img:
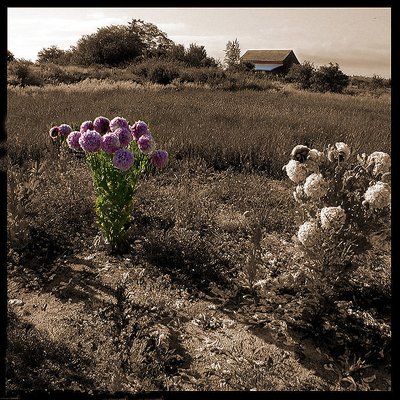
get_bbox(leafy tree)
[310,62,349,93]
[73,24,143,66]
[165,43,186,63]
[37,45,68,64]
[224,38,241,70]
[286,61,316,89]
[184,43,208,67]
[128,19,174,58]
[7,50,15,62]
[183,43,217,67]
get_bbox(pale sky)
[7,7,391,78]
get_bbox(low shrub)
[282,142,391,361]
[128,60,184,85]
[7,152,96,266]
[7,60,43,87]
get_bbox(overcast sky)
[7,7,391,78]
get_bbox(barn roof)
[241,50,295,62]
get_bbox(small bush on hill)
[286,61,315,90]
[147,62,180,85]
[310,63,349,93]
[287,62,349,93]
[7,60,43,87]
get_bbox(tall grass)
[7,83,391,177]
[6,82,392,391]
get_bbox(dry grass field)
[6,80,391,394]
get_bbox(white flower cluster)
[363,182,391,209]
[307,148,325,164]
[284,159,309,183]
[366,151,391,176]
[320,206,346,230]
[327,142,351,162]
[297,220,321,247]
[303,173,328,199]
[293,184,306,203]
[285,142,390,256]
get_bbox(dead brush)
[323,349,377,390]
[7,158,47,250]
[244,223,263,294]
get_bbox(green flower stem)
[86,144,149,246]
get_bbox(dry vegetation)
[6,80,391,394]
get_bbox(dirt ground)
[7,232,391,393]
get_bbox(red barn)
[241,49,300,74]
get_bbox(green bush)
[286,62,349,94]
[7,60,43,87]
[180,67,226,86]
[147,61,180,85]
[286,61,315,89]
[128,59,182,83]
[73,25,143,66]
[7,50,15,62]
[37,45,71,64]
[310,63,349,93]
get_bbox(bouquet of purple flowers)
[50,116,168,248]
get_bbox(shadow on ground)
[6,311,97,393]
[140,229,237,295]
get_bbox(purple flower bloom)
[137,133,156,154]
[79,130,102,153]
[93,116,110,135]
[49,126,60,140]
[58,124,72,137]
[114,127,133,147]
[113,148,134,171]
[110,116,129,132]
[131,120,149,141]
[80,120,94,133]
[101,132,121,154]
[67,131,82,150]
[150,150,169,169]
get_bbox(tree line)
[7,19,390,93]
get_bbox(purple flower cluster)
[101,132,121,154]
[60,116,168,171]
[49,126,60,139]
[115,127,133,147]
[110,116,129,132]
[49,124,72,140]
[113,148,134,171]
[93,116,110,135]
[80,120,94,133]
[150,150,169,169]
[137,133,155,154]
[131,121,149,140]
[67,131,82,150]
[58,124,72,137]
[79,130,102,153]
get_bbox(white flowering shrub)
[283,143,391,360]
[283,142,391,265]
